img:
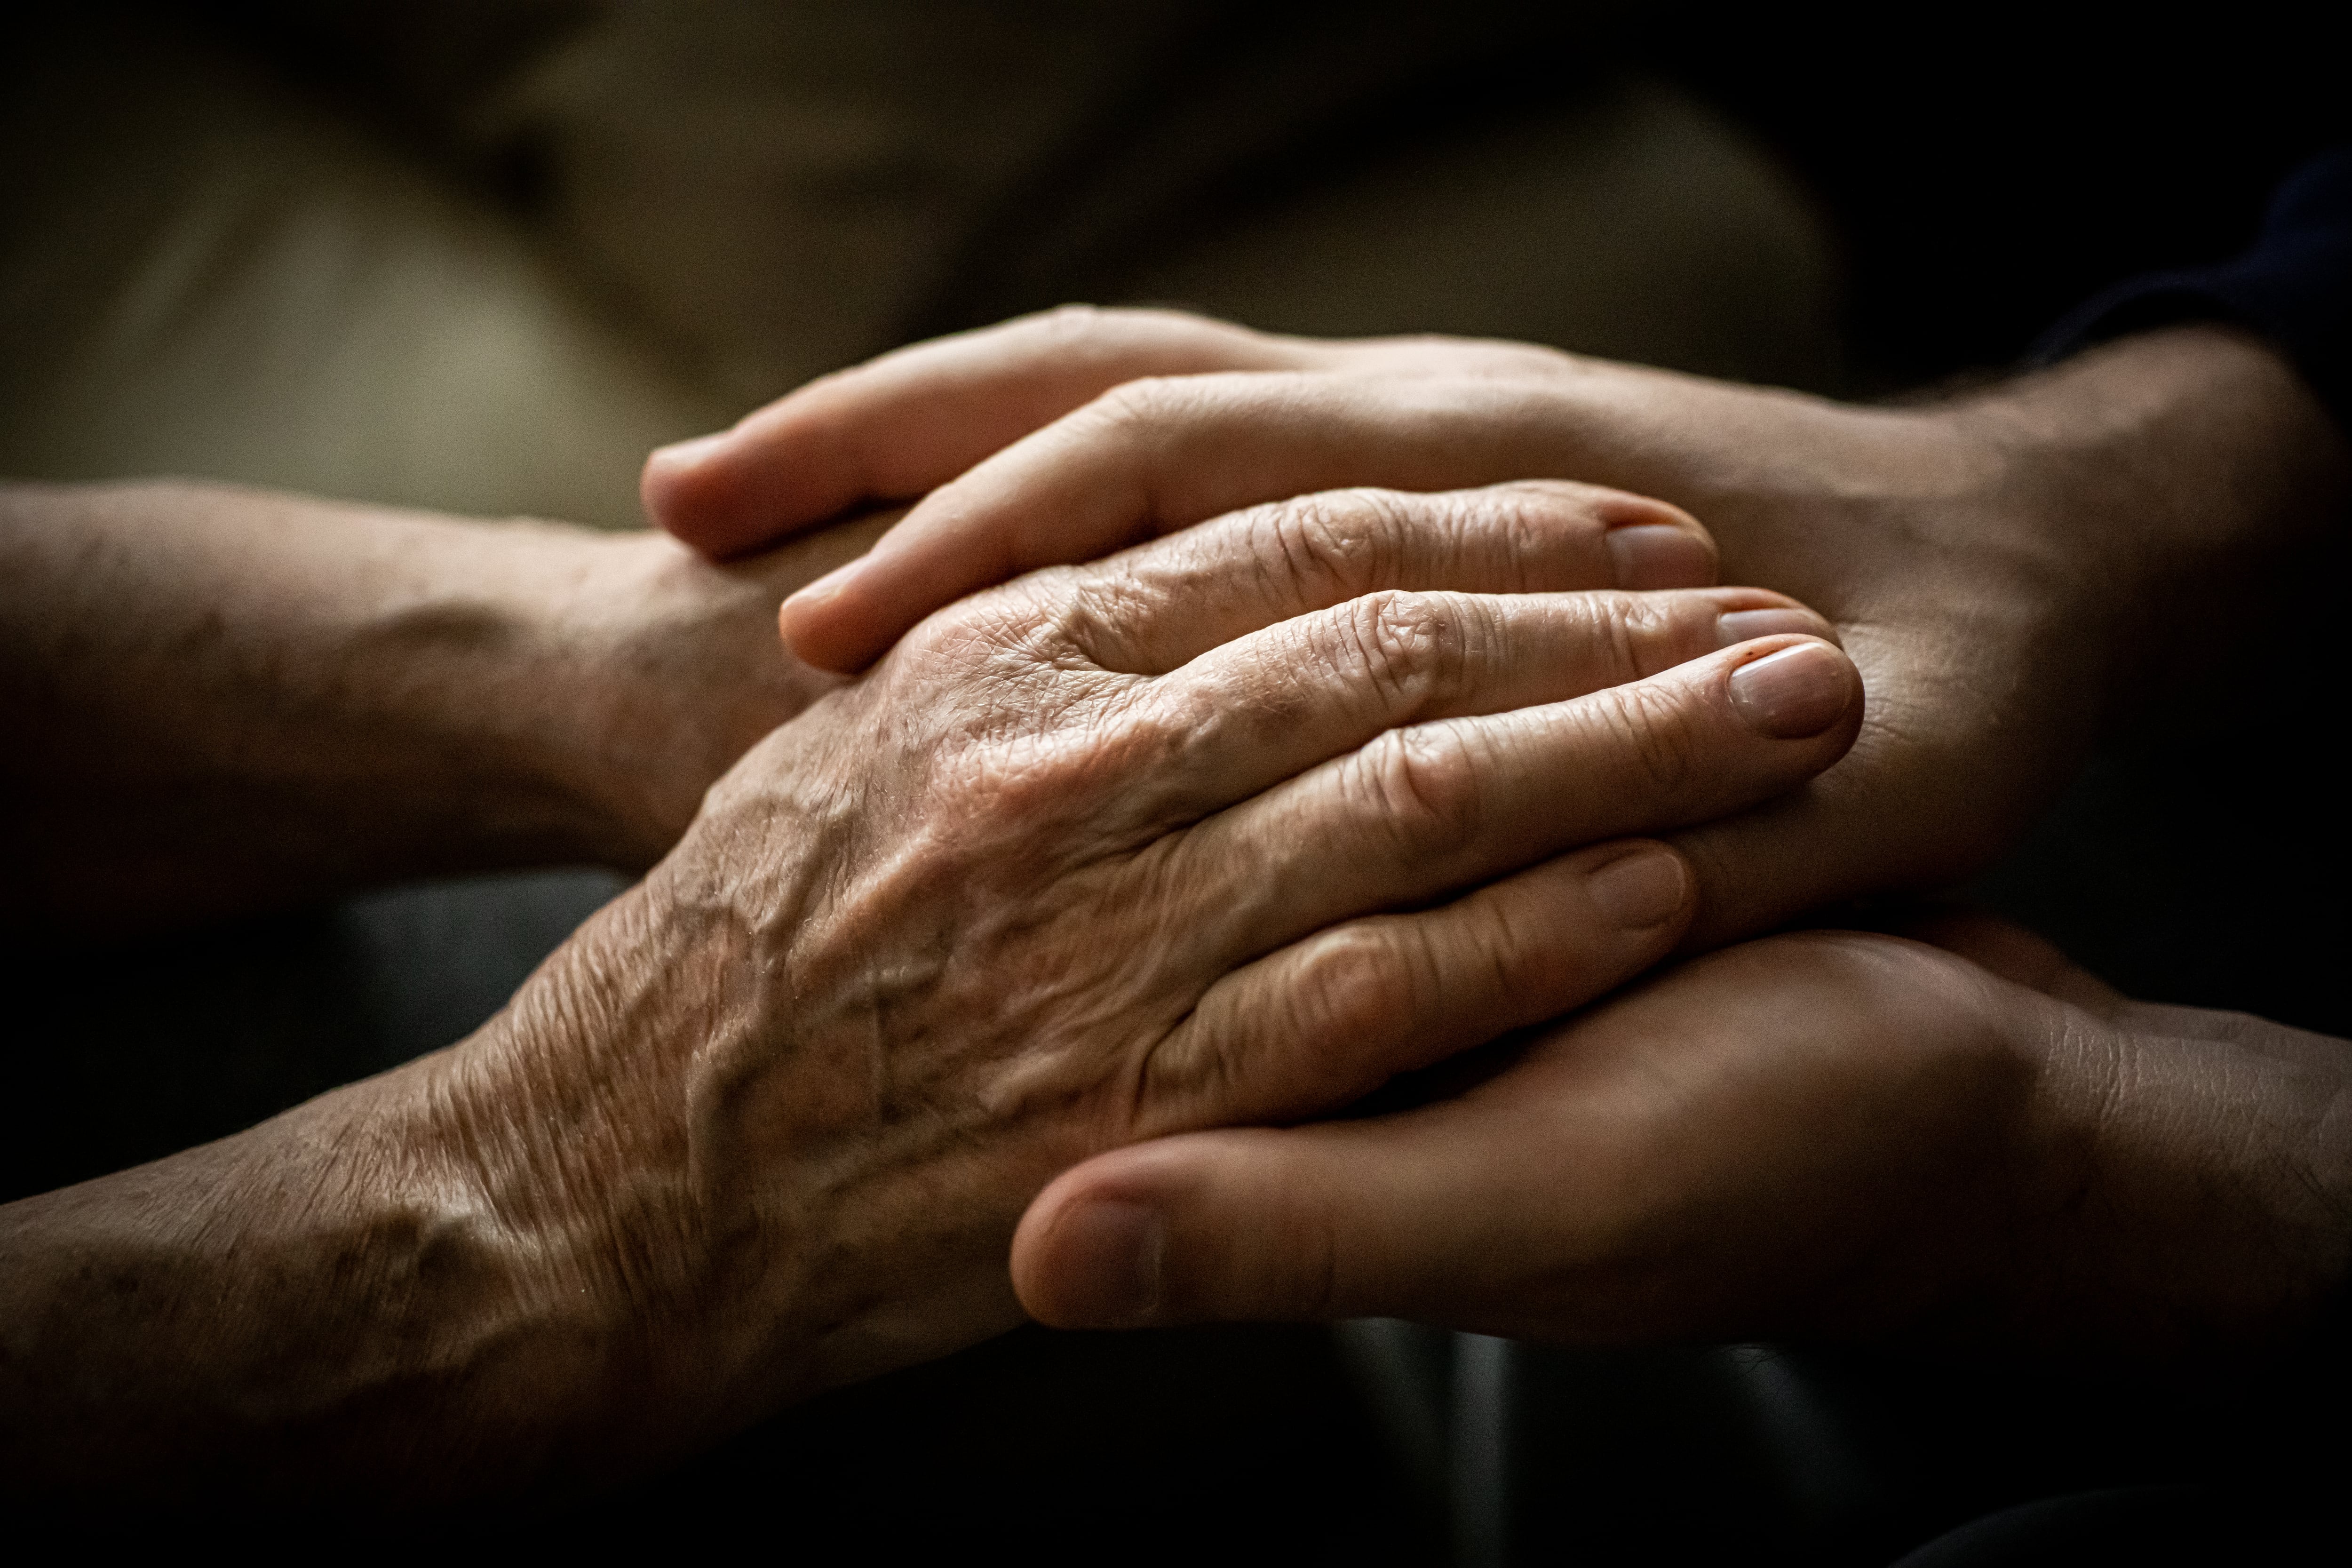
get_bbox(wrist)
[417,885,719,1453]
[538,529,854,870]
[2004,1001,2352,1359]
[1956,325,2352,715]
[420,851,862,1451]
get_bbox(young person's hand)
[1014,914,2352,1362]
[643,310,2350,947]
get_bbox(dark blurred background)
[5,3,2345,1560]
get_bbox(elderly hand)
[642,308,2351,947]
[1012,915,2352,1360]
[2,479,1858,1498]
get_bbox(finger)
[1012,1114,1526,1330]
[642,308,1320,557]
[1105,592,1841,832]
[1018,934,2005,1335]
[1131,840,1691,1136]
[780,373,1582,671]
[1156,634,1862,958]
[1055,479,1719,676]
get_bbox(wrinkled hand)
[454,480,1860,1466]
[1,476,1866,1496]
[1011,915,2352,1360]
[643,308,2348,946]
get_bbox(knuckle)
[1336,589,1471,711]
[913,581,1075,675]
[1134,1018,1248,1130]
[1464,341,1581,379]
[1288,924,1426,1048]
[1596,590,1680,680]
[1029,301,1113,343]
[1019,304,1256,377]
[1257,488,1414,600]
[931,682,1159,828]
[1027,300,1181,339]
[1350,723,1488,857]
[1052,563,1158,663]
[1456,896,1536,999]
[1140,927,1435,1132]
[1088,368,1319,433]
[1456,486,1549,585]
[1088,374,1193,433]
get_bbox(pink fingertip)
[641,431,746,546]
[778,560,882,671]
[645,431,731,473]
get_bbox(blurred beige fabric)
[1,2,1842,531]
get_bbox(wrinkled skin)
[504,479,1860,1410]
[1,478,1859,1500]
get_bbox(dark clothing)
[2038,147,2352,429]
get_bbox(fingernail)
[1604,524,1711,589]
[1728,643,1850,739]
[1588,846,1688,931]
[780,558,861,617]
[1716,607,1820,647]
[645,431,731,473]
[1056,1200,1165,1326]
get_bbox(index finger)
[642,308,1322,557]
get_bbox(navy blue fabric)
[2034,147,2352,430]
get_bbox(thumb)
[1012,1120,1497,1329]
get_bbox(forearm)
[0,480,631,926]
[0,897,692,1502]
[0,479,851,932]
[0,865,875,1504]
[0,1069,601,1500]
